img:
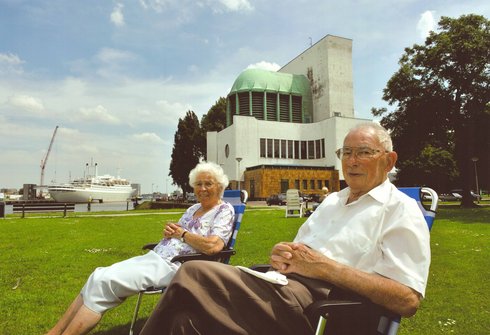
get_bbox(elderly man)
[139,122,430,335]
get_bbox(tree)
[168,111,203,195]
[199,97,227,160]
[374,14,490,206]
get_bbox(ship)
[48,162,135,203]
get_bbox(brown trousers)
[139,260,332,335]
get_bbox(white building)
[207,35,371,199]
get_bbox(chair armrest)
[142,243,158,250]
[304,299,364,319]
[170,249,236,263]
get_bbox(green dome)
[229,69,311,95]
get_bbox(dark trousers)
[139,261,333,335]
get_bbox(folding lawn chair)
[285,189,304,218]
[128,189,247,335]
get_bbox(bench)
[13,202,76,218]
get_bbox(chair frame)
[128,189,247,335]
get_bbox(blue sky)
[1,0,488,193]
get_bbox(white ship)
[48,163,135,203]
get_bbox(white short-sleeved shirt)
[153,202,235,260]
[294,179,431,296]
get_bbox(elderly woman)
[46,161,235,335]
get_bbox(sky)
[1,0,488,194]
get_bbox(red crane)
[39,126,59,196]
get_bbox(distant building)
[207,35,370,200]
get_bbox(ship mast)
[39,125,59,197]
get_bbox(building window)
[280,140,287,158]
[302,180,308,189]
[266,93,277,121]
[260,139,266,158]
[225,144,230,158]
[259,137,328,160]
[280,179,289,193]
[294,140,300,159]
[279,94,289,122]
[267,139,273,158]
[287,140,293,159]
[317,180,323,189]
[291,95,302,123]
[251,92,264,120]
[294,179,300,189]
[238,92,250,116]
[308,140,315,159]
[310,180,315,189]
[301,141,307,159]
[315,139,321,158]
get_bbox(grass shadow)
[437,205,490,225]
[92,318,148,335]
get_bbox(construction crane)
[39,125,59,197]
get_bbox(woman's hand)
[163,222,185,239]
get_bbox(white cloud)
[7,94,45,114]
[139,0,174,13]
[219,0,253,12]
[77,105,122,125]
[0,52,25,75]
[96,48,135,64]
[131,132,164,143]
[110,3,125,27]
[417,11,437,40]
[246,61,281,72]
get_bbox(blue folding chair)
[128,189,247,335]
[308,187,438,335]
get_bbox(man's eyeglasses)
[335,147,388,161]
[194,181,215,189]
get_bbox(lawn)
[0,205,488,334]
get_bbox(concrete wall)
[280,35,354,121]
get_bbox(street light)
[471,157,480,202]
[236,157,242,190]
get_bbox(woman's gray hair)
[350,122,393,152]
[189,161,229,196]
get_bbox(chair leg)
[129,291,144,335]
[315,315,327,335]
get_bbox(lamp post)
[236,157,242,190]
[471,157,480,202]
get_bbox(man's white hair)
[350,122,393,151]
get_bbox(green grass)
[0,206,488,334]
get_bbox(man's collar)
[366,179,391,204]
[341,178,391,204]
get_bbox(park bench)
[12,202,75,218]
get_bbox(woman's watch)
[180,231,187,242]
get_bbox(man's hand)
[270,242,330,277]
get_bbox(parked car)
[186,193,197,203]
[266,193,287,206]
